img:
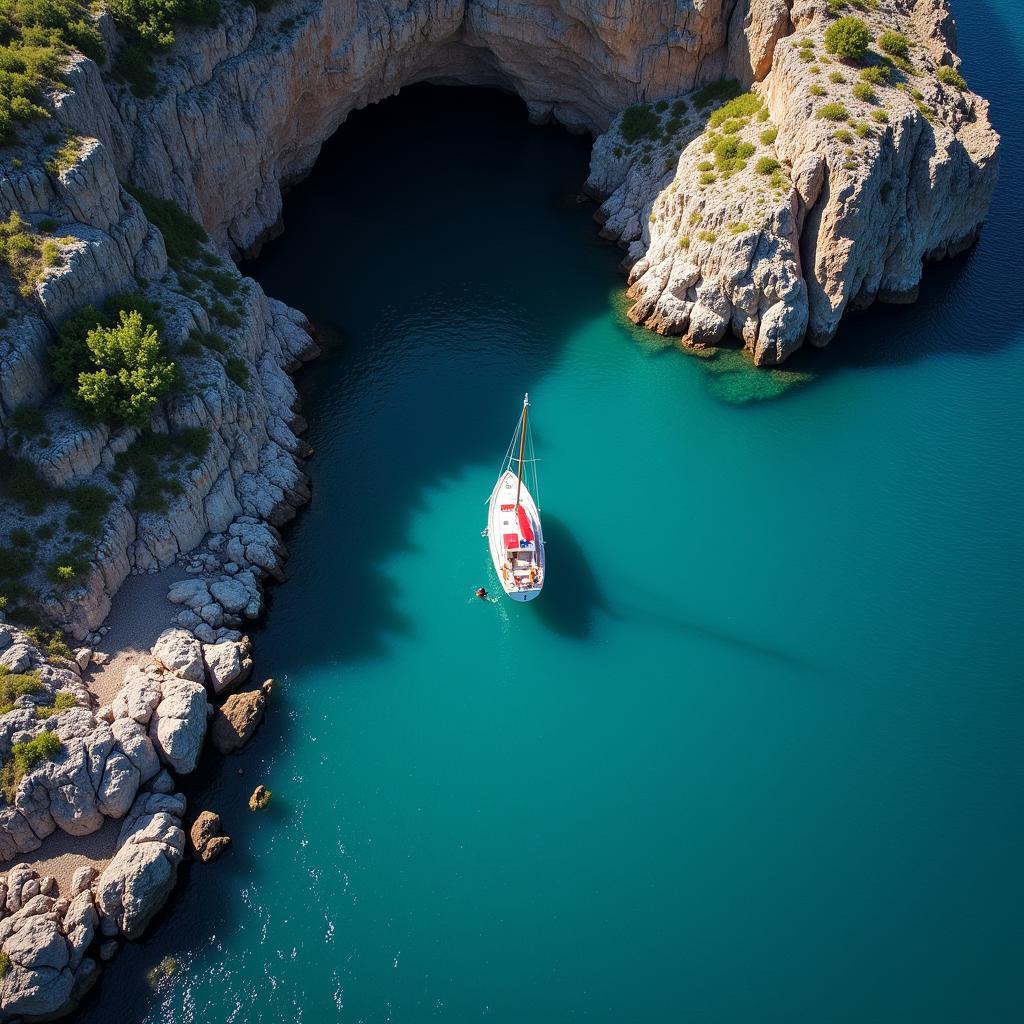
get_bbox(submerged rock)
[248,785,271,812]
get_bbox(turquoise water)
[81,4,1022,1021]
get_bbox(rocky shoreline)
[0,0,1000,1018]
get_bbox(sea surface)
[80,2,1022,1020]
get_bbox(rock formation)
[210,679,271,754]
[188,810,230,863]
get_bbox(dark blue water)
[79,3,1023,1021]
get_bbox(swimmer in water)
[475,587,488,600]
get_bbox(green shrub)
[106,0,220,54]
[860,64,892,86]
[755,156,780,175]
[937,65,967,90]
[8,404,45,437]
[818,102,849,121]
[671,98,687,116]
[678,236,690,249]
[47,558,84,584]
[854,121,871,138]
[209,300,241,328]
[35,691,77,719]
[654,99,668,113]
[0,453,56,516]
[0,667,42,715]
[829,71,846,84]
[809,84,826,96]
[759,127,778,145]
[9,528,32,548]
[24,628,72,660]
[852,82,877,103]
[0,212,44,296]
[193,329,227,354]
[834,129,853,143]
[707,91,762,128]
[67,310,176,427]
[692,79,742,109]
[871,109,890,123]
[712,136,755,174]
[619,104,659,143]
[0,0,105,143]
[45,135,83,175]
[195,265,238,296]
[41,239,62,267]
[824,17,871,61]
[698,230,717,243]
[878,31,910,59]
[122,185,207,264]
[0,731,62,801]
[66,484,113,538]
[114,428,209,513]
[225,356,248,387]
[111,43,156,97]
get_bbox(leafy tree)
[71,310,176,427]
[824,17,872,61]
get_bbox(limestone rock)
[148,679,208,774]
[202,639,253,696]
[70,866,96,896]
[110,667,162,725]
[151,629,205,684]
[189,811,231,862]
[95,791,186,939]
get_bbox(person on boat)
[528,566,538,586]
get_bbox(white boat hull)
[487,470,544,601]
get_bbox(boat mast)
[514,393,529,511]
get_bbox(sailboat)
[486,393,545,602]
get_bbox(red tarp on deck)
[503,533,519,551]
[517,505,535,543]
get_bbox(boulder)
[148,680,207,774]
[167,579,211,607]
[248,785,271,811]
[151,629,205,684]
[110,718,161,784]
[209,577,250,614]
[110,667,162,725]
[95,792,186,939]
[96,749,140,819]
[189,811,231,862]
[0,644,33,674]
[70,866,96,896]
[210,680,270,753]
[202,639,253,696]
